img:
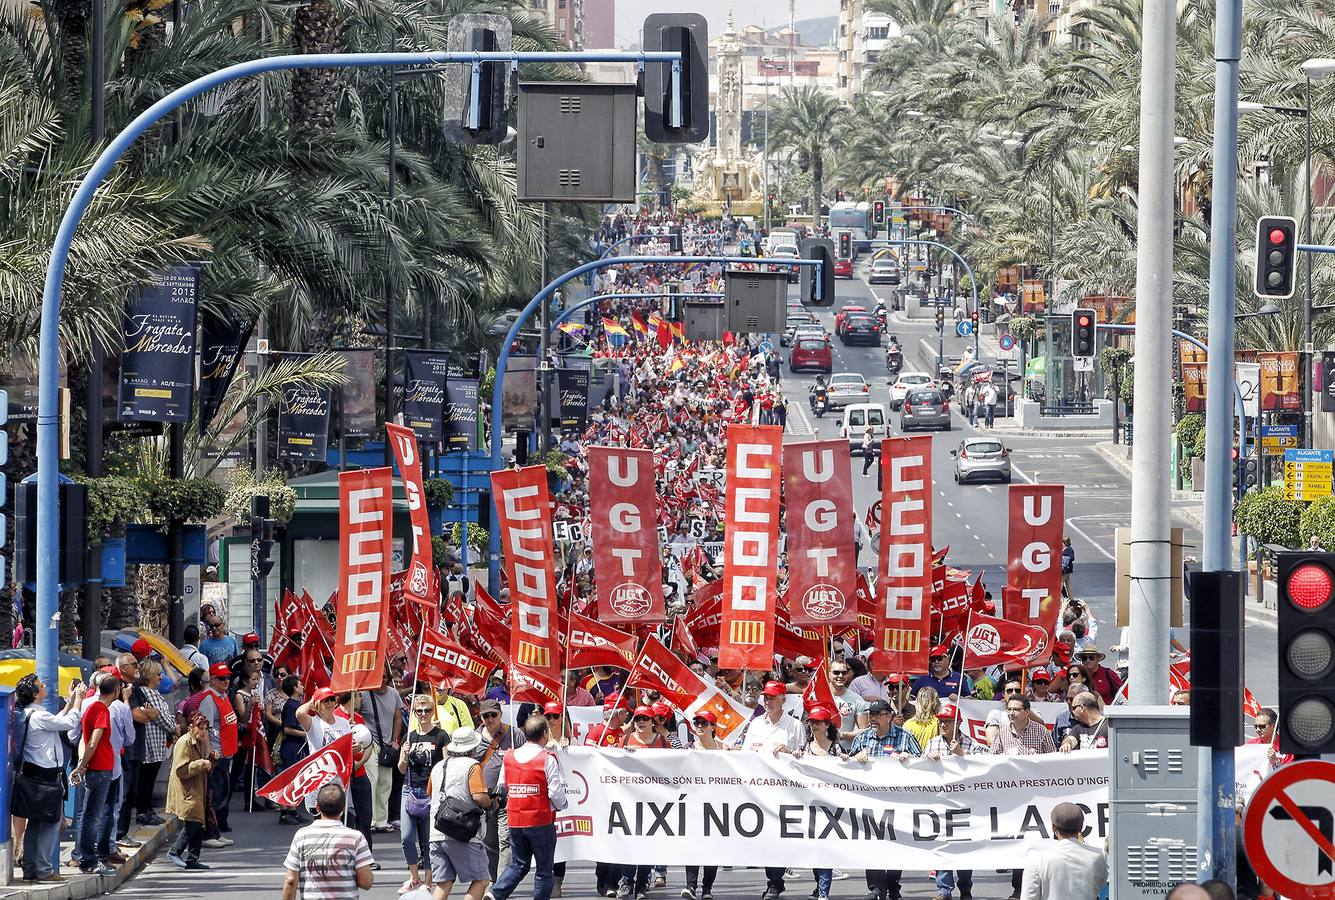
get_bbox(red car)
[834,258,853,278]
[834,304,867,334]
[789,337,832,373]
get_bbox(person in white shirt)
[1019,803,1108,900]
[740,682,806,900]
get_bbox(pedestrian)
[178,624,210,673]
[849,700,920,900]
[1061,537,1075,598]
[135,660,176,826]
[1073,647,1123,706]
[14,674,84,884]
[488,714,569,900]
[981,381,998,428]
[400,695,448,895]
[281,783,375,900]
[199,618,239,666]
[72,672,125,875]
[992,694,1056,897]
[1018,802,1107,899]
[197,661,238,847]
[964,383,978,426]
[1059,692,1109,751]
[165,714,215,870]
[861,430,877,476]
[362,664,404,835]
[426,726,495,900]
[476,698,523,883]
[681,710,722,900]
[114,652,149,846]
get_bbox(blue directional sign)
[956,321,973,337]
[1285,448,1334,463]
[1263,424,1300,438]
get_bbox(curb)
[0,819,180,900]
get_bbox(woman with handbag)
[135,660,176,826]
[14,673,86,884]
[426,726,495,900]
[399,696,448,895]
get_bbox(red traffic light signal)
[1254,215,1298,299]
[1278,552,1335,754]
[1070,308,1097,359]
[838,232,852,259]
[871,200,886,226]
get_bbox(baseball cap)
[651,701,672,718]
[1031,668,1052,682]
[691,709,717,725]
[310,687,336,704]
[543,702,564,717]
[793,655,815,669]
[888,673,905,684]
[929,645,949,658]
[807,706,835,722]
[937,702,959,720]
[130,638,152,660]
[762,680,787,697]
[478,698,502,715]
[633,705,654,719]
[868,700,893,715]
[603,693,630,712]
[242,632,261,647]
[208,662,231,679]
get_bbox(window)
[849,410,866,427]
[867,25,890,39]
[867,409,885,426]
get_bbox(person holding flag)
[827,661,870,750]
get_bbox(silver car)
[868,258,901,285]
[951,437,1012,484]
[826,373,870,407]
[900,388,952,431]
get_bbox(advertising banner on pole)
[718,425,783,670]
[1005,485,1065,643]
[1260,351,1301,410]
[783,440,857,629]
[197,312,254,434]
[386,423,433,607]
[557,368,591,431]
[873,436,933,675]
[444,375,480,451]
[589,446,665,625]
[333,468,393,692]
[402,350,451,443]
[339,349,378,439]
[277,353,332,461]
[118,264,200,423]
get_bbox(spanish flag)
[602,317,628,337]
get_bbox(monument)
[690,13,765,215]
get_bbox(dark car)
[901,388,952,431]
[840,313,881,346]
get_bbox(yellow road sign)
[1285,486,1333,501]
[1285,461,1333,477]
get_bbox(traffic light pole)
[866,238,980,359]
[549,292,724,333]
[30,46,691,711]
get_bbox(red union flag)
[509,661,562,705]
[491,465,562,686]
[386,423,434,607]
[418,626,491,694]
[783,440,857,629]
[567,612,636,670]
[718,424,782,669]
[960,613,1051,668]
[333,468,393,692]
[802,658,838,712]
[588,446,665,624]
[1005,485,1065,640]
[256,732,352,807]
[627,636,751,740]
[873,437,933,675]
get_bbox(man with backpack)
[428,727,496,900]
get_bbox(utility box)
[518,82,637,202]
[725,270,788,335]
[683,301,726,342]
[1107,706,1198,900]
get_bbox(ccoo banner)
[557,368,591,431]
[589,446,665,625]
[783,440,857,630]
[197,312,254,435]
[277,353,332,461]
[718,424,783,670]
[874,436,933,675]
[403,350,451,443]
[333,468,393,693]
[118,264,200,423]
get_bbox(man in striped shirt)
[282,783,374,900]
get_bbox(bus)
[828,200,873,255]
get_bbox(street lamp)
[1236,302,1283,319]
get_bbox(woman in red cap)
[623,706,670,750]
[541,703,571,747]
[803,707,844,900]
[649,702,681,749]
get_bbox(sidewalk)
[0,818,179,900]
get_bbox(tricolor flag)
[602,317,628,337]
[558,321,586,336]
[631,314,649,337]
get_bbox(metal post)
[763,68,770,232]
[384,59,397,467]
[167,425,185,643]
[1304,76,1314,450]
[1127,0,1175,723]
[1199,0,1244,877]
[539,203,552,455]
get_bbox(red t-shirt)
[82,701,115,772]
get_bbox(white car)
[840,403,889,454]
[889,371,934,410]
[826,373,870,407]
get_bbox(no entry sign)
[1243,759,1335,899]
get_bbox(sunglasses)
[633,716,651,723]
[1254,722,1271,731]
[691,718,711,726]
[1004,688,1022,694]
[831,670,850,676]
[414,708,434,715]
[482,712,500,719]
[545,714,562,720]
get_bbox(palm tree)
[768,86,848,224]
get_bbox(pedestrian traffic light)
[935,306,945,331]
[1071,308,1096,358]
[799,237,835,307]
[1277,552,1335,754]
[250,515,276,579]
[1188,570,1244,749]
[643,14,709,143]
[1254,215,1298,300]
[871,200,886,227]
[1242,456,1259,490]
[838,232,851,259]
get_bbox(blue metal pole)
[486,255,822,591]
[33,47,687,712]
[868,238,981,358]
[550,292,723,331]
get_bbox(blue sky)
[610,1,839,48]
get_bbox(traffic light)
[799,237,835,307]
[13,479,87,587]
[838,232,851,259]
[970,308,979,331]
[643,14,709,143]
[443,16,513,145]
[1254,215,1298,299]
[1232,447,1242,495]
[1277,552,1335,754]
[935,305,945,331]
[1242,456,1259,491]
[250,494,275,579]
[1188,570,1244,749]
[1071,308,1096,358]
[871,200,886,227]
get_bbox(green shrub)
[447,522,489,553]
[1235,485,1302,549]
[1300,495,1335,549]
[81,476,149,537]
[224,469,298,524]
[144,478,226,524]
[424,478,455,509]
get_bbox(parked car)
[789,338,833,373]
[840,403,888,454]
[889,371,934,410]
[834,258,853,278]
[900,388,952,431]
[827,373,870,407]
[868,257,901,285]
[840,313,881,346]
[952,437,1012,483]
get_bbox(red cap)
[762,680,787,697]
[603,693,630,712]
[807,706,835,722]
[929,645,949,658]
[633,705,654,718]
[982,601,996,615]
[691,709,718,725]
[208,662,231,679]
[1031,667,1052,682]
[130,638,152,660]
[888,673,905,684]
[937,702,959,720]
[98,665,118,676]
[242,632,261,647]
[310,687,336,704]
[543,702,564,717]
[651,701,672,718]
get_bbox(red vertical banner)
[588,446,666,625]
[873,436,933,675]
[1005,485,1065,637]
[718,424,782,670]
[386,423,434,607]
[490,465,562,687]
[333,468,393,692]
[783,440,857,629]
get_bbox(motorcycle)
[885,346,903,375]
[812,391,828,418]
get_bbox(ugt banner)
[333,467,393,692]
[589,446,665,625]
[277,353,332,461]
[874,436,933,675]
[118,264,200,423]
[403,350,452,443]
[491,465,563,694]
[553,747,1112,868]
[1005,485,1065,640]
[386,423,433,607]
[257,733,352,808]
[197,311,253,434]
[718,424,782,670]
[783,440,857,629]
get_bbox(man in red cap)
[197,661,238,848]
[741,681,806,900]
[912,645,972,700]
[130,638,152,661]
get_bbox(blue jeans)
[492,824,557,900]
[77,770,115,868]
[935,870,973,897]
[812,869,833,898]
[401,787,430,870]
[22,816,60,879]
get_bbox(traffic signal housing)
[1254,215,1298,300]
[799,237,835,307]
[643,14,709,143]
[1071,308,1096,358]
[13,479,87,587]
[871,200,886,227]
[970,308,979,331]
[935,305,945,332]
[838,232,852,259]
[442,16,513,145]
[1277,552,1335,754]
[1188,570,1244,750]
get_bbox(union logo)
[801,583,847,621]
[609,582,652,618]
[967,624,1001,656]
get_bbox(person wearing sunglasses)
[398,697,447,894]
[829,663,871,750]
[542,703,571,748]
[475,698,523,884]
[681,710,724,900]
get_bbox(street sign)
[955,321,973,337]
[998,334,1015,351]
[1243,759,1335,900]
[1288,449,1335,463]
[1264,424,1300,438]
[1265,436,1301,454]
[1284,448,1334,499]
[1073,356,1094,372]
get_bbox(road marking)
[955,511,962,518]
[1064,515,1115,561]
[1010,464,1035,484]
[947,500,954,507]
[790,400,815,436]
